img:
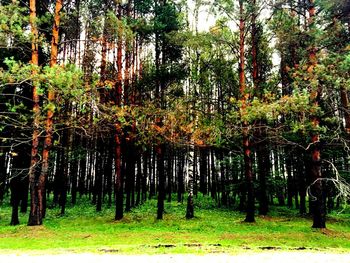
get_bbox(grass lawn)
[0,196,349,254]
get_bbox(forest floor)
[0,196,350,255]
[0,252,350,263]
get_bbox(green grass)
[0,196,349,254]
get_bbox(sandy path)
[0,252,349,263]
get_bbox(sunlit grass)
[0,195,349,254]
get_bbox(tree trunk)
[177,148,185,203]
[199,148,208,195]
[340,87,350,133]
[39,0,63,220]
[125,142,136,212]
[95,140,103,212]
[257,138,269,215]
[186,146,194,219]
[28,0,43,226]
[156,144,165,219]
[136,157,142,206]
[60,128,71,216]
[142,151,148,203]
[78,136,87,197]
[167,146,173,203]
[308,0,326,229]
[210,148,217,201]
[10,177,20,225]
[116,3,123,106]
[104,139,113,207]
[114,2,124,221]
[239,0,255,223]
[149,149,156,198]
[114,126,123,220]
[0,151,6,205]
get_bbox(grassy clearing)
[0,196,349,254]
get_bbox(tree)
[28,0,42,226]
[239,0,255,223]
[39,0,63,220]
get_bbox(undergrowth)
[0,194,349,254]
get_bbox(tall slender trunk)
[28,0,42,226]
[156,144,165,219]
[10,176,20,225]
[296,151,307,213]
[210,148,217,200]
[136,157,142,206]
[99,13,108,103]
[155,0,166,220]
[142,151,148,202]
[177,148,185,203]
[125,142,136,212]
[0,151,6,204]
[257,140,269,215]
[149,149,156,198]
[286,152,294,208]
[167,146,173,202]
[114,125,123,220]
[251,0,269,216]
[114,2,124,220]
[116,3,123,106]
[186,146,194,219]
[78,136,87,197]
[124,0,131,105]
[239,0,255,223]
[39,0,63,221]
[70,135,79,205]
[193,147,199,197]
[340,87,350,133]
[308,0,325,229]
[199,148,208,195]
[105,139,113,207]
[96,138,106,212]
[60,126,72,216]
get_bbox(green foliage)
[0,58,33,88]
[0,2,28,48]
[43,64,85,102]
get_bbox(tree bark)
[114,125,123,220]
[307,0,326,229]
[116,3,123,106]
[186,146,194,219]
[114,2,124,220]
[39,0,63,220]
[199,148,208,195]
[239,0,255,223]
[340,87,350,133]
[156,144,165,219]
[28,0,42,226]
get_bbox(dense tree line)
[0,0,350,229]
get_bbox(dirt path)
[0,252,349,263]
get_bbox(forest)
[0,0,350,238]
